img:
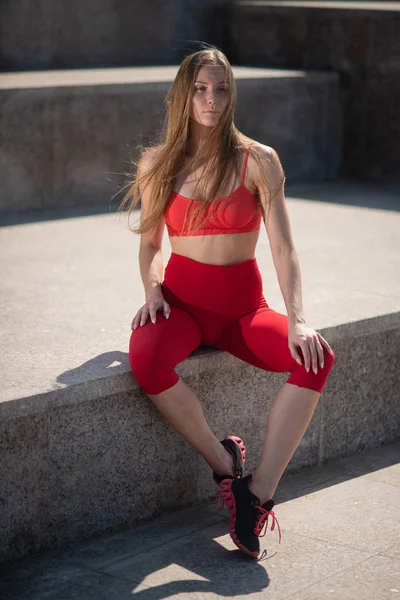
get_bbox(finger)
[309,337,319,374]
[132,310,142,330]
[315,336,325,369]
[140,306,149,326]
[148,303,158,325]
[318,335,334,356]
[163,301,171,319]
[301,342,311,372]
[289,342,303,365]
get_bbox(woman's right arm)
[132,151,171,330]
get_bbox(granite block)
[0,413,50,560]
[43,390,198,542]
[321,329,400,462]
[0,388,199,564]
[1,310,399,565]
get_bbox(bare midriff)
[169,230,260,266]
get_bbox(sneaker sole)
[213,436,246,485]
[225,436,246,475]
[219,478,259,559]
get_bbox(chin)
[203,117,220,126]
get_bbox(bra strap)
[240,143,254,185]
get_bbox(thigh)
[213,296,296,373]
[129,305,203,372]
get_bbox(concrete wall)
[229,2,400,182]
[0,67,341,216]
[0,0,230,71]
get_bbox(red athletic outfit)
[129,147,335,394]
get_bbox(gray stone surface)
[101,523,373,597]
[1,180,399,409]
[275,477,400,553]
[0,441,399,600]
[288,555,400,600]
[230,1,400,182]
[1,182,399,565]
[0,0,228,71]
[320,328,400,460]
[0,65,341,215]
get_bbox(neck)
[186,119,213,157]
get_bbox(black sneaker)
[212,436,246,486]
[218,474,281,558]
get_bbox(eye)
[194,86,227,93]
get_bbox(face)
[190,65,229,127]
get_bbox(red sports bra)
[164,146,262,237]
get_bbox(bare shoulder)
[248,142,285,188]
[248,142,281,169]
[138,145,165,174]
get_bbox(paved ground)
[1,180,399,405]
[1,440,399,600]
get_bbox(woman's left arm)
[255,144,334,374]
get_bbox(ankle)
[212,445,235,477]
[248,473,274,505]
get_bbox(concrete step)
[1,441,399,599]
[229,1,400,181]
[0,65,341,217]
[1,181,399,565]
[0,0,226,71]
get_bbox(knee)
[288,345,336,393]
[129,330,178,395]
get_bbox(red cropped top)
[164,146,262,237]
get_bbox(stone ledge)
[1,310,399,564]
[240,1,400,13]
[0,65,331,91]
[0,311,398,422]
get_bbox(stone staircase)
[228,1,400,180]
[0,65,341,216]
[1,0,399,568]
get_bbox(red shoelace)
[215,487,282,543]
[253,503,282,543]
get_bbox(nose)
[206,91,217,106]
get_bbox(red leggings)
[129,253,335,395]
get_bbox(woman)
[118,45,335,559]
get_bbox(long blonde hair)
[117,44,284,235]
